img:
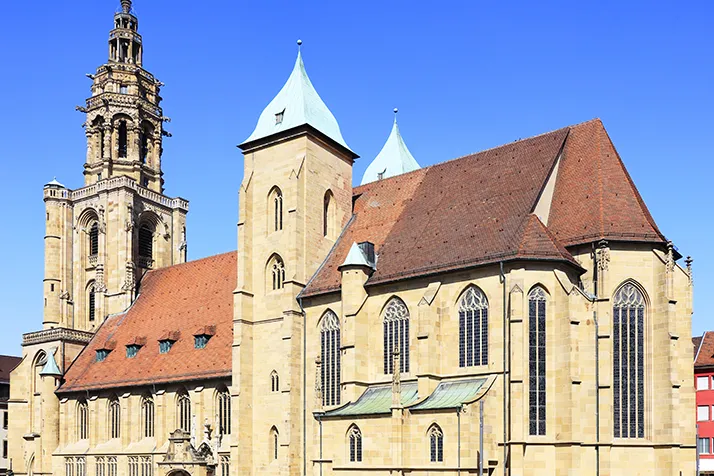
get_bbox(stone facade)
[8,1,696,476]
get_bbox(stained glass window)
[528,286,547,436]
[348,425,362,462]
[613,282,645,438]
[383,297,410,374]
[428,424,444,462]
[320,310,341,406]
[458,287,489,367]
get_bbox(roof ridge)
[354,120,597,194]
[145,250,236,277]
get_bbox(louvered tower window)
[88,285,96,322]
[218,388,231,436]
[89,222,99,257]
[428,424,444,462]
[118,121,128,158]
[138,225,153,265]
[348,425,362,462]
[613,282,645,438]
[142,396,154,438]
[528,286,547,436]
[177,390,191,433]
[458,287,489,367]
[383,297,410,374]
[320,310,341,406]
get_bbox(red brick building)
[695,332,714,474]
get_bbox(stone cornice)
[23,328,94,347]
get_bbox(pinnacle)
[121,0,132,13]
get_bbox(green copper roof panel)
[323,382,418,417]
[242,50,352,153]
[409,378,486,411]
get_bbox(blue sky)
[0,0,711,355]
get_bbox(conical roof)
[40,351,62,377]
[242,50,352,153]
[45,177,65,188]
[361,115,420,185]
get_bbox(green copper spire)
[242,42,353,152]
[361,109,420,185]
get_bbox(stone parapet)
[22,328,94,347]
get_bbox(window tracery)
[458,287,488,367]
[383,297,410,374]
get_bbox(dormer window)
[159,340,174,354]
[275,109,285,125]
[194,335,210,349]
[158,331,179,354]
[126,345,140,358]
[96,349,110,362]
[193,325,216,349]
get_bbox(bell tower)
[82,0,166,192]
[9,3,188,475]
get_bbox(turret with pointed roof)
[361,109,420,185]
[241,44,356,158]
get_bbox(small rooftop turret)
[361,109,420,185]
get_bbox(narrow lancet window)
[348,425,362,462]
[613,282,645,439]
[458,286,489,367]
[383,297,410,374]
[320,310,341,406]
[528,286,547,436]
[428,424,444,462]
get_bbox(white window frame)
[699,437,711,454]
[697,375,710,391]
[697,405,710,421]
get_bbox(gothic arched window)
[528,286,547,436]
[270,371,279,393]
[270,427,279,461]
[217,387,231,436]
[108,396,120,439]
[428,424,444,463]
[323,190,336,238]
[177,390,191,433]
[77,399,89,440]
[269,255,285,291]
[613,282,646,439]
[141,396,154,438]
[320,310,341,406]
[269,187,283,232]
[458,286,489,367]
[383,297,410,374]
[348,425,362,462]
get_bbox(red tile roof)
[58,252,236,393]
[0,355,21,383]
[302,119,664,298]
[695,332,714,369]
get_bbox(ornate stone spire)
[121,0,132,13]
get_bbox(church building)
[9,1,696,476]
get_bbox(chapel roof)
[241,49,353,155]
[0,355,21,384]
[301,118,666,298]
[695,332,714,369]
[361,114,421,185]
[58,252,236,393]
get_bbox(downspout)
[457,407,461,476]
[298,296,307,476]
[479,399,484,476]
[592,242,600,476]
[500,261,509,476]
[318,414,323,476]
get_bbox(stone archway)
[166,470,191,476]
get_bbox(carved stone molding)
[23,328,94,346]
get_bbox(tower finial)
[121,0,132,13]
[393,107,399,123]
[297,39,303,52]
